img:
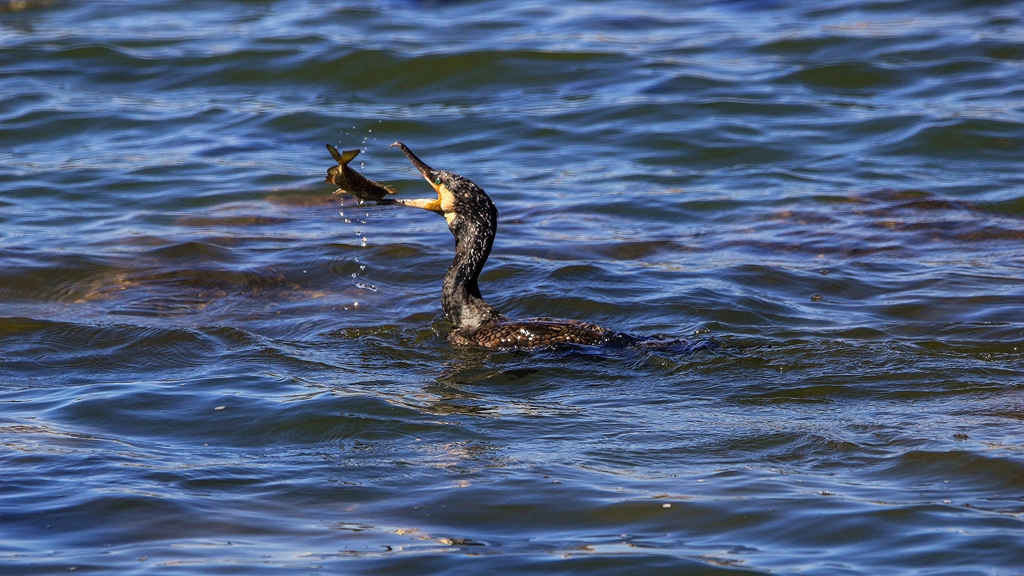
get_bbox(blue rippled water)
[3,0,1024,574]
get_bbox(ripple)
[788,62,911,93]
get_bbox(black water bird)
[384,142,613,349]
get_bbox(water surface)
[2,0,1024,574]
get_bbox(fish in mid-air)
[325,144,397,202]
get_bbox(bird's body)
[457,318,610,348]
[383,142,613,350]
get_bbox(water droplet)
[339,211,344,216]
[351,272,358,278]
[359,265,365,271]
[361,237,367,246]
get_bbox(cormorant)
[385,141,612,349]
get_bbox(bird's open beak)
[385,141,446,214]
[390,141,438,190]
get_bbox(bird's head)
[388,142,496,232]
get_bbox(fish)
[325,144,397,202]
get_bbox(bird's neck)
[442,215,503,333]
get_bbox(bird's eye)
[434,176,442,185]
